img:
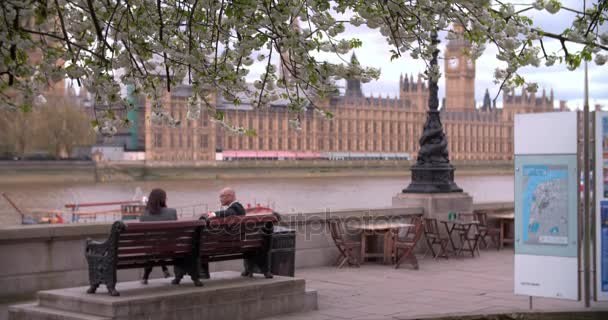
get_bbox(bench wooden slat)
[201,239,263,251]
[118,244,193,255]
[201,229,266,236]
[124,220,204,231]
[118,238,193,247]
[117,252,190,263]
[120,230,196,239]
[201,233,264,242]
[201,247,261,256]
[119,232,195,241]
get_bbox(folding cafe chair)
[328,219,361,268]
[422,217,450,259]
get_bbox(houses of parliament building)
[143,33,568,163]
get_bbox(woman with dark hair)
[139,188,178,284]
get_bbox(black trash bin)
[270,226,296,277]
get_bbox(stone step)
[30,271,315,320]
[9,303,110,320]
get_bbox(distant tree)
[0,97,94,158]
[0,108,35,157]
[34,97,96,158]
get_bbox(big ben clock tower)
[444,25,476,112]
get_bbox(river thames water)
[0,175,513,221]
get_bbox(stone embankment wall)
[0,160,514,183]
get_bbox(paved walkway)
[268,249,608,320]
[2,249,608,320]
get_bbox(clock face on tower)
[448,57,459,69]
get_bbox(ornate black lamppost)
[403,32,462,193]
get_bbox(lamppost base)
[402,163,463,194]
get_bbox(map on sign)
[522,165,569,246]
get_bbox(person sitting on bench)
[139,188,177,284]
[199,187,246,279]
[205,187,246,218]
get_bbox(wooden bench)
[85,220,205,296]
[199,214,279,279]
[85,215,281,296]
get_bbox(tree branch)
[585,0,608,37]
[157,0,171,92]
[20,28,109,62]
[493,43,528,102]
[53,0,81,86]
[8,7,18,86]
[187,0,199,84]
[85,0,112,57]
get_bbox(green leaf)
[566,54,582,69]
[349,38,363,48]
[20,103,32,113]
[520,16,534,26]
[34,2,48,25]
[256,33,268,43]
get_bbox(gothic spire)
[482,89,492,111]
[345,52,363,98]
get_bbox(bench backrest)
[115,220,205,268]
[200,215,278,260]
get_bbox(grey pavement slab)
[275,249,608,320]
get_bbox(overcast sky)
[248,0,608,110]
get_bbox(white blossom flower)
[242,57,254,66]
[34,94,47,106]
[595,54,607,66]
[470,43,486,60]
[600,32,608,46]
[500,3,515,17]
[544,0,561,14]
[288,119,302,130]
[494,68,508,80]
[526,83,539,93]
